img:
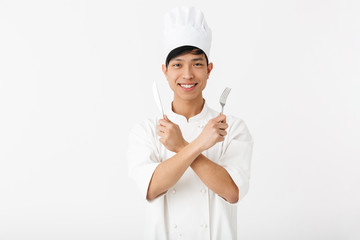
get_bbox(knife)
[152,80,164,118]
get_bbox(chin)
[177,94,201,101]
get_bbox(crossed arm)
[146,114,239,203]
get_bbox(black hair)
[165,45,209,68]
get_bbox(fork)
[220,87,231,114]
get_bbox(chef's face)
[162,52,213,102]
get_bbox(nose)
[182,65,194,80]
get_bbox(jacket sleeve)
[219,117,254,205]
[127,120,161,201]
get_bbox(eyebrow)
[173,57,205,62]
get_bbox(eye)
[194,63,203,67]
[172,63,181,68]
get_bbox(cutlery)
[152,80,164,118]
[219,87,231,114]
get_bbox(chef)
[127,6,254,240]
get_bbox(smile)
[178,83,198,91]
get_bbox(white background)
[0,0,359,239]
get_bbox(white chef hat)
[163,6,212,62]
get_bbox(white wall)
[0,0,359,239]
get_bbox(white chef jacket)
[127,99,253,240]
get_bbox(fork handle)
[220,105,225,123]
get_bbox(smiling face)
[162,51,213,104]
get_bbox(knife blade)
[152,80,164,118]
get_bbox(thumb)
[216,112,226,122]
[164,114,171,122]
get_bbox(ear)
[207,62,213,77]
[162,64,167,78]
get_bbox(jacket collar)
[167,99,209,124]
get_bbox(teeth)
[180,84,196,88]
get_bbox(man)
[127,6,253,240]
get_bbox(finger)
[159,119,171,127]
[218,130,227,136]
[218,135,225,142]
[157,125,166,133]
[164,114,172,122]
[157,130,165,137]
[216,113,226,123]
[217,122,228,130]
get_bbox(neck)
[172,95,205,121]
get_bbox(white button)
[173,224,177,229]
[200,223,208,228]
[172,189,176,194]
[201,189,206,193]
[178,233,182,238]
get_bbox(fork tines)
[220,87,231,104]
